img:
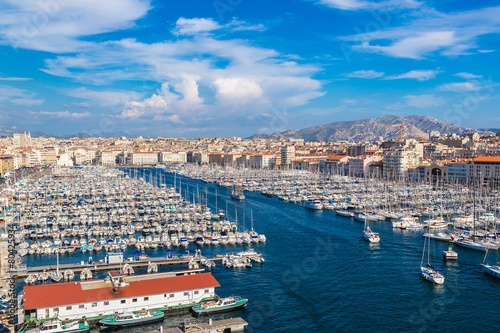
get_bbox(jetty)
[10,256,223,277]
[147,317,248,333]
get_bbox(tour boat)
[99,310,164,327]
[21,319,89,333]
[191,296,248,316]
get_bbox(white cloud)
[0,0,151,52]
[172,18,222,36]
[36,111,90,118]
[317,0,420,11]
[342,6,500,59]
[478,49,495,53]
[403,94,446,108]
[345,70,384,79]
[439,81,481,92]
[454,72,481,79]
[384,69,440,81]
[215,78,263,101]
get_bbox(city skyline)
[0,0,499,138]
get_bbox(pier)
[147,318,248,333]
[10,256,222,277]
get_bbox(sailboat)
[231,169,245,201]
[363,219,380,243]
[481,248,500,279]
[420,234,445,284]
[51,250,63,283]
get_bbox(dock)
[10,256,222,277]
[146,317,248,333]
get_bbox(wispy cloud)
[341,6,500,59]
[345,70,384,79]
[0,84,43,106]
[172,17,266,36]
[0,0,151,52]
[454,72,482,79]
[316,0,420,11]
[34,111,91,118]
[0,77,32,81]
[63,88,143,108]
[439,81,481,92]
[384,70,440,81]
[403,94,446,108]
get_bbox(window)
[204,289,209,293]
[104,301,109,306]
[183,292,189,296]
[79,305,84,309]
[194,291,199,295]
[132,298,137,303]
[170,294,174,298]
[121,300,126,304]
[66,306,72,310]
[53,307,59,313]
[144,297,149,301]
[92,303,97,307]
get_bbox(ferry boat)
[21,319,90,333]
[191,296,248,316]
[99,310,165,327]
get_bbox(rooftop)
[24,272,219,310]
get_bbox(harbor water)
[20,168,500,332]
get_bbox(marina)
[3,166,500,332]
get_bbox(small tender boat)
[99,310,164,327]
[191,296,248,316]
[20,319,90,333]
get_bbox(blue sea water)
[20,168,500,332]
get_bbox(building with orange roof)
[23,270,219,322]
[468,156,500,185]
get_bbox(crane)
[374,124,410,141]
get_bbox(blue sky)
[0,0,499,138]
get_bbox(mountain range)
[251,115,488,142]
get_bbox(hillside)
[251,115,478,141]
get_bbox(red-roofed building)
[23,270,219,322]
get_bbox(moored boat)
[20,319,89,333]
[191,296,248,316]
[99,310,164,327]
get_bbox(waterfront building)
[127,151,158,165]
[22,270,220,323]
[280,146,295,169]
[467,156,500,186]
[0,155,14,176]
[348,155,383,177]
[383,146,421,179]
[447,161,468,183]
[249,154,276,169]
[99,151,117,166]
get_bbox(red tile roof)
[473,156,500,162]
[24,272,220,310]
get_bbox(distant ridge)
[251,115,482,142]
